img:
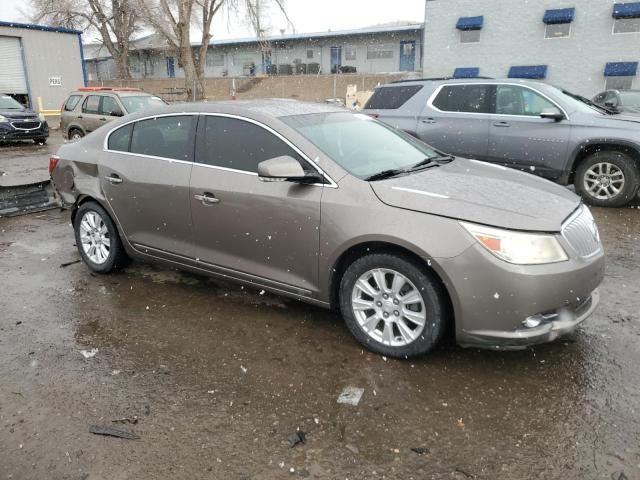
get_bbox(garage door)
[0,36,28,94]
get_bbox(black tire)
[73,201,128,273]
[33,138,47,145]
[575,151,640,207]
[68,128,84,141]
[339,253,448,359]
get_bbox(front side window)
[545,23,571,38]
[432,84,492,113]
[64,95,82,112]
[107,124,133,152]
[605,76,634,90]
[130,115,194,161]
[460,30,480,43]
[613,17,640,33]
[101,96,124,117]
[282,112,440,179]
[119,95,166,114]
[306,49,314,59]
[199,116,305,173]
[206,52,225,67]
[82,95,101,114]
[496,85,557,116]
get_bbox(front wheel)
[339,253,448,359]
[73,201,128,273]
[575,151,640,207]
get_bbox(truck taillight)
[49,156,59,174]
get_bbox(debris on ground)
[345,444,359,454]
[337,387,364,406]
[287,430,306,448]
[411,447,430,455]
[89,425,140,440]
[80,348,98,359]
[60,259,81,268]
[112,417,138,425]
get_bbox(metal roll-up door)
[0,36,28,94]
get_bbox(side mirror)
[539,108,564,122]
[604,101,620,112]
[257,155,322,183]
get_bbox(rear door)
[100,114,197,257]
[416,83,492,159]
[80,95,104,133]
[487,84,570,176]
[189,114,323,294]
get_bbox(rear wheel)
[73,201,128,273]
[575,151,640,207]
[69,128,84,141]
[339,253,447,359]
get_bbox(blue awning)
[456,16,484,30]
[453,67,480,78]
[543,8,576,24]
[613,2,640,18]
[508,65,548,79]
[604,62,638,76]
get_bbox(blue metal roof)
[604,62,638,76]
[0,20,81,35]
[543,8,576,24]
[612,2,640,18]
[456,16,484,31]
[453,67,480,78]
[508,65,548,79]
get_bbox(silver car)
[50,100,605,358]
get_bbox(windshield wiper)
[365,169,407,181]
[409,155,454,171]
[563,91,618,114]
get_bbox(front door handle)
[105,174,123,184]
[421,118,436,124]
[493,121,510,127]
[194,192,220,205]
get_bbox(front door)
[399,41,415,71]
[100,114,197,256]
[488,84,570,176]
[417,83,492,159]
[189,115,323,294]
[330,46,342,73]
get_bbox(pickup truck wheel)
[339,253,447,359]
[575,151,640,207]
[69,128,84,141]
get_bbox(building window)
[306,49,314,59]
[206,52,225,67]
[460,30,481,43]
[545,23,571,38]
[345,46,356,61]
[613,17,640,33]
[367,44,393,59]
[605,76,634,89]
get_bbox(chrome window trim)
[426,82,570,121]
[103,111,338,188]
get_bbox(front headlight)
[0,115,8,123]
[461,222,568,265]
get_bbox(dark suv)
[364,78,640,207]
[0,94,49,144]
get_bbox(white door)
[0,36,28,94]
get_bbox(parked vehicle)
[50,100,604,358]
[592,89,640,115]
[60,87,166,141]
[364,78,640,207]
[0,94,49,144]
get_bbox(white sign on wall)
[48,77,62,87]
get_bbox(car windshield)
[552,87,617,114]
[0,95,24,110]
[619,91,640,107]
[119,95,166,113]
[281,112,444,179]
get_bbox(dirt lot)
[0,204,639,479]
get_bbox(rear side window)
[130,115,194,161]
[199,116,304,173]
[64,95,82,112]
[107,124,133,152]
[365,85,423,110]
[432,84,492,113]
[82,95,101,114]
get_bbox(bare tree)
[137,0,292,101]
[29,0,138,79]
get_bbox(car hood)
[369,159,580,232]
[0,107,38,119]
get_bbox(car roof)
[69,90,155,97]
[379,77,550,89]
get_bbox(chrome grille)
[561,206,602,259]
[11,121,41,130]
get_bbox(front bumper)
[0,121,49,140]
[437,240,605,350]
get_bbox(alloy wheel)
[583,162,625,200]
[79,210,111,264]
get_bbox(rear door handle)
[493,121,510,127]
[194,192,220,205]
[105,174,123,184]
[421,118,436,124]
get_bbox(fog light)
[522,313,559,329]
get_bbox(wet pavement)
[0,131,64,187]
[0,207,639,480]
